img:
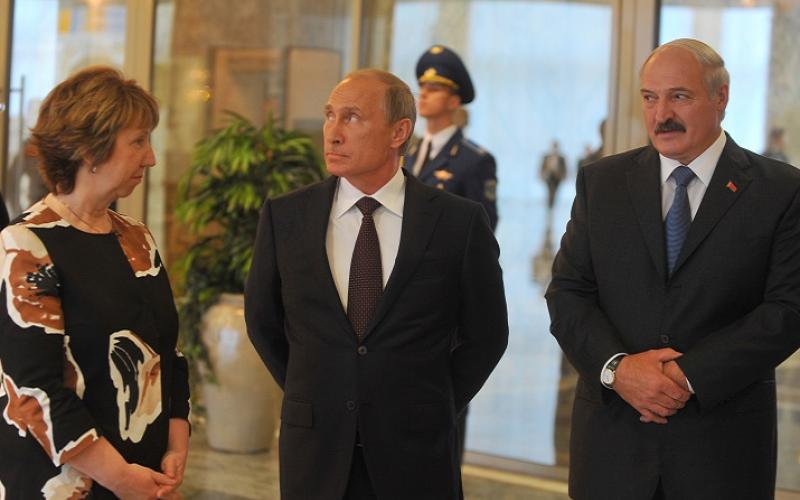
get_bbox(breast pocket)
[411,258,448,282]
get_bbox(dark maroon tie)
[347,197,383,338]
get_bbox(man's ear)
[715,83,729,112]
[446,93,461,112]
[390,118,413,149]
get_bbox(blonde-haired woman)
[0,66,190,499]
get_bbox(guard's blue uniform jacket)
[405,128,498,230]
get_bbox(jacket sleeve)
[451,205,508,413]
[244,198,289,389]
[545,167,628,383]
[462,153,498,231]
[0,225,99,466]
[676,185,800,409]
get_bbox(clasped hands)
[613,348,692,424]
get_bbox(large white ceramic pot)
[201,293,281,452]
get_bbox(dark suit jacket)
[546,135,800,500]
[0,193,9,230]
[245,170,508,500]
[405,129,498,230]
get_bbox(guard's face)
[323,77,398,183]
[417,82,460,120]
[640,47,728,165]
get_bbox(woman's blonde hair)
[30,66,159,194]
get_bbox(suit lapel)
[628,147,668,282]
[362,172,441,340]
[419,129,462,181]
[672,136,752,275]
[306,176,354,335]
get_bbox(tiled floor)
[181,428,568,499]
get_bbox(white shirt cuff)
[685,377,695,394]
[600,352,627,389]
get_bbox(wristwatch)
[601,354,626,388]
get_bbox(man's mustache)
[655,119,686,134]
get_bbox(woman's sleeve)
[0,224,99,466]
[169,347,191,420]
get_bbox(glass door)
[3,0,129,218]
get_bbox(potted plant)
[176,113,325,452]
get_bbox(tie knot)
[355,197,381,216]
[671,165,695,187]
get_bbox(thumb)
[151,469,177,485]
[162,458,176,478]
[653,348,682,362]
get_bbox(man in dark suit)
[245,68,508,500]
[405,45,498,230]
[546,38,800,500]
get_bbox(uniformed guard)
[405,45,499,465]
[406,45,498,230]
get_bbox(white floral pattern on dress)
[41,465,92,500]
[109,330,162,442]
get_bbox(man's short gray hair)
[641,38,729,96]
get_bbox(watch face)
[602,369,614,386]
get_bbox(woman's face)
[93,127,156,199]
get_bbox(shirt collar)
[426,124,458,158]
[660,130,726,187]
[332,167,406,219]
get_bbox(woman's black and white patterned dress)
[0,196,190,498]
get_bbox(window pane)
[5,0,127,217]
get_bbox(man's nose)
[324,121,343,144]
[655,99,674,122]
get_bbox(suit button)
[357,345,368,355]
[346,400,357,411]
[660,334,670,344]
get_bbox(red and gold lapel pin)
[725,180,737,193]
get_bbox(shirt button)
[357,345,368,355]
[660,334,670,344]
[346,400,357,411]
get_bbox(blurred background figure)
[578,118,607,169]
[762,127,790,163]
[406,44,498,230]
[540,139,567,210]
[405,45,499,464]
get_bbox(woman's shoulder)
[7,198,67,231]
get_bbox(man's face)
[417,82,460,120]
[323,77,398,183]
[640,47,728,165]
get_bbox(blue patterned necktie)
[665,165,695,275]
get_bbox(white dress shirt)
[411,124,458,176]
[325,167,405,309]
[659,130,726,220]
[601,130,727,391]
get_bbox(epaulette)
[460,138,486,156]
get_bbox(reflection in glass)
[5,0,127,217]
[659,1,800,491]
